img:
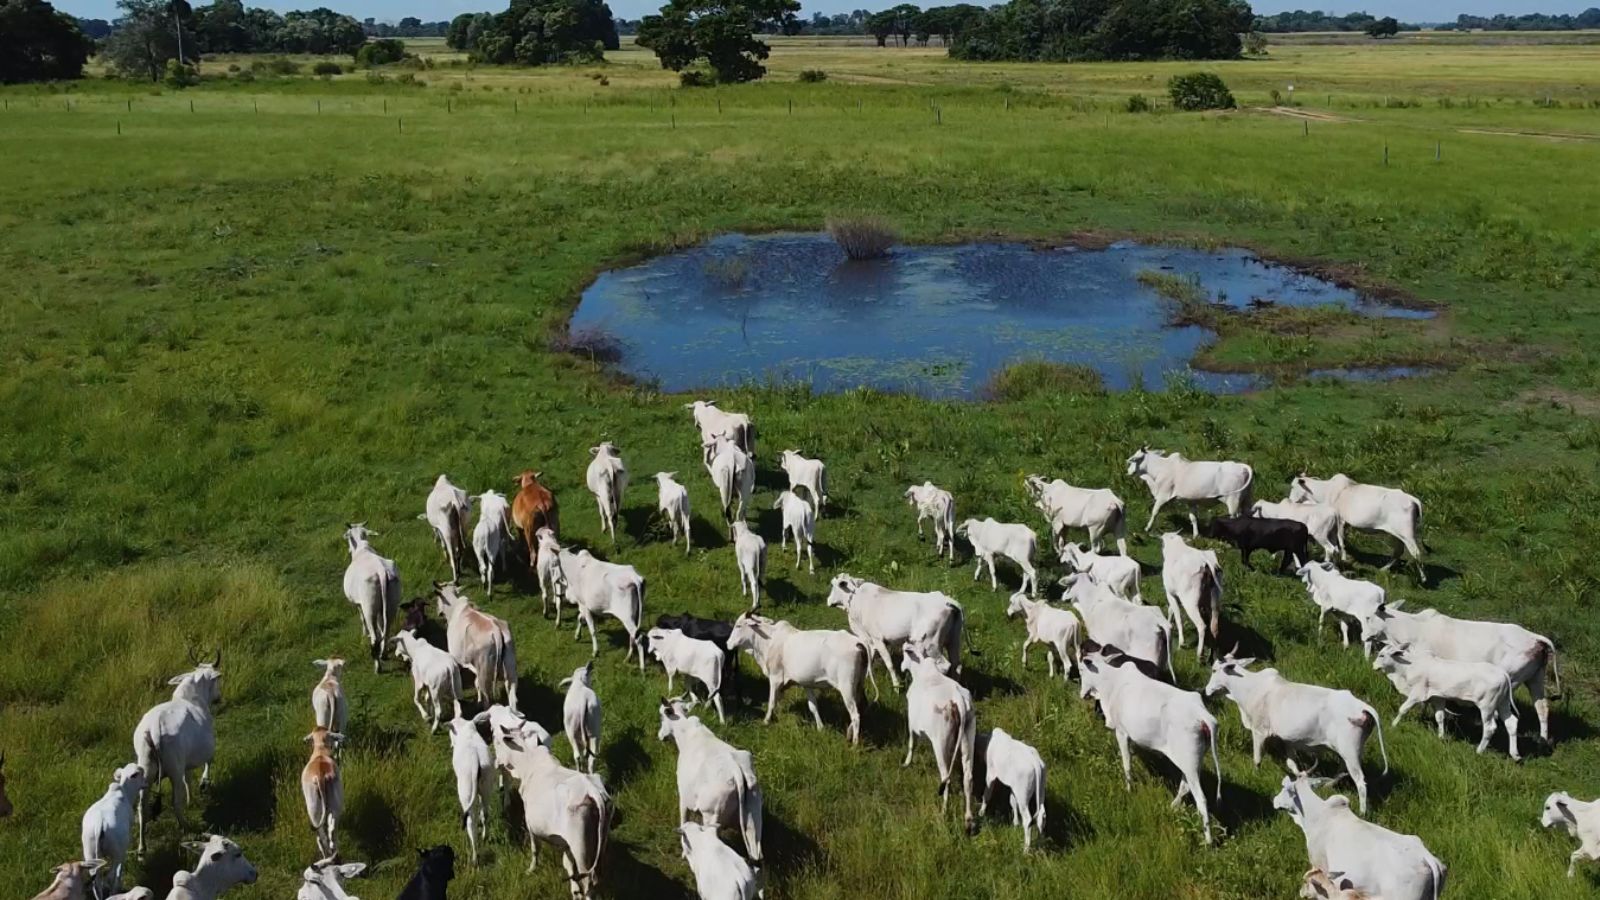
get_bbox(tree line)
[1438,8,1600,30]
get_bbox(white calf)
[1275,765,1445,900]
[1297,562,1385,652]
[687,400,755,456]
[729,614,872,745]
[773,490,816,575]
[1542,791,1600,877]
[297,860,366,900]
[310,657,348,734]
[585,442,628,542]
[826,574,964,688]
[1005,592,1080,682]
[133,656,221,856]
[535,527,569,622]
[704,436,755,531]
[778,450,828,513]
[342,524,400,672]
[562,550,646,669]
[167,835,258,900]
[560,663,603,774]
[679,822,762,900]
[1059,543,1141,601]
[300,727,344,860]
[654,472,693,555]
[905,481,956,560]
[1374,642,1520,760]
[423,474,473,583]
[81,763,147,897]
[647,628,728,723]
[1061,573,1173,679]
[980,727,1047,853]
[958,518,1038,596]
[472,489,513,597]
[31,861,104,900]
[658,699,764,862]
[390,629,464,733]
[1025,474,1128,556]
[901,649,978,835]
[1126,446,1253,536]
[1290,473,1424,577]
[731,521,767,609]
[1254,499,1342,561]
[447,716,494,865]
[1159,532,1223,660]
[1300,868,1375,900]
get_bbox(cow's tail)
[1501,669,1521,719]
[945,604,965,673]
[857,638,879,702]
[958,701,977,803]
[1203,718,1222,803]
[743,420,756,457]
[1162,626,1176,681]
[1541,639,1563,699]
[1235,466,1255,512]
[140,729,164,816]
[1108,501,1129,557]
[1426,854,1446,900]
[1412,500,1432,554]
[1031,759,1047,832]
[575,791,605,887]
[445,504,463,572]
[1200,564,1222,641]
[312,774,330,831]
[1361,706,1390,774]
[733,765,760,862]
[485,628,508,704]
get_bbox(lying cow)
[298,859,366,900]
[1275,762,1445,900]
[168,834,259,900]
[29,860,104,900]
[1200,514,1309,574]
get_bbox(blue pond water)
[570,233,1428,399]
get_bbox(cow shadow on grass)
[346,722,413,760]
[1217,614,1276,661]
[135,842,187,898]
[606,838,691,899]
[1127,745,1274,832]
[963,662,1024,702]
[621,506,665,547]
[602,727,653,791]
[764,808,825,883]
[344,789,404,861]
[205,745,277,834]
[690,513,731,550]
[762,575,816,608]
[514,675,566,729]
[975,775,1096,854]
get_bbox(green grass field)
[4,34,1600,899]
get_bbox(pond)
[569,232,1430,399]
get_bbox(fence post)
[317,99,321,114]
[398,116,403,133]
[117,120,121,135]
[127,98,132,112]
[1383,143,1388,166]
[935,106,941,125]
[447,98,452,114]
[383,98,387,113]
[788,98,793,114]
[253,99,258,114]
[671,113,675,129]
[1303,119,1308,136]
[717,97,722,114]
[190,99,195,113]
[1435,141,1441,162]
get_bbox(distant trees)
[1365,15,1398,36]
[950,0,1254,63]
[467,0,618,64]
[1440,8,1600,30]
[76,15,113,37]
[1252,9,1377,32]
[637,0,800,83]
[0,0,93,83]
[278,8,365,54]
[103,0,194,79]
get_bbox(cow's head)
[1287,474,1318,504]
[475,704,550,748]
[1294,560,1331,585]
[1203,650,1255,697]
[399,598,430,634]
[303,728,344,755]
[1359,601,1403,646]
[559,661,594,691]
[433,582,467,618]
[1057,542,1086,568]
[314,657,346,680]
[183,835,257,888]
[534,527,561,552]
[1125,446,1154,476]
[299,858,367,900]
[1004,592,1031,619]
[657,696,698,740]
[39,861,105,897]
[1076,647,1107,700]
[1371,642,1412,675]
[512,470,541,489]
[825,574,862,609]
[1299,868,1361,900]
[343,523,376,554]
[171,649,223,706]
[728,613,772,652]
[389,630,417,664]
[954,518,978,538]
[1542,792,1579,832]
[589,441,619,458]
[110,762,148,796]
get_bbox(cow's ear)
[1308,879,1330,899]
[1558,799,1573,818]
[337,863,367,879]
[182,841,206,854]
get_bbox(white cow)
[958,518,1038,596]
[1297,562,1385,652]
[1059,543,1141,602]
[654,472,693,555]
[979,727,1047,854]
[901,648,978,835]
[390,629,464,733]
[1025,474,1128,556]
[1289,473,1424,577]
[342,524,400,672]
[778,449,828,513]
[678,822,762,900]
[1541,791,1600,877]
[687,400,754,457]
[703,436,755,532]
[773,490,816,575]
[905,482,956,561]
[423,475,473,583]
[560,663,602,774]
[729,613,872,745]
[1361,601,1559,741]
[1373,642,1521,760]
[492,734,612,898]
[826,574,963,689]
[561,550,646,669]
[133,655,222,856]
[1159,532,1224,660]
[1078,646,1221,844]
[1005,592,1080,682]
[1204,654,1388,813]
[585,442,628,542]
[447,716,495,865]
[1126,447,1253,536]
[81,763,147,897]
[310,657,348,734]
[1274,763,1445,900]
[647,628,728,723]
[658,699,764,863]
[30,861,104,900]
[300,727,344,860]
[1061,573,1173,679]
[535,527,569,622]
[1254,499,1343,561]
[297,860,366,900]
[435,583,519,709]
[731,521,767,609]
[472,489,513,597]
[167,835,258,900]
[1299,868,1369,900]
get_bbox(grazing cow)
[1205,653,1388,814]
[301,727,344,859]
[1541,791,1600,877]
[979,728,1047,854]
[535,527,569,621]
[1289,473,1425,577]
[1201,515,1310,574]
[1254,499,1343,561]
[310,658,348,734]
[390,629,464,733]
[1126,447,1254,536]
[512,471,561,551]
[703,435,756,532]
[472,489,513,598]
[678,822,763,900]
[777,449,829,513]
[167,834,258,900]
[297,859,366,900]
[1061,573,1173,679]
[397,847,455,900]
[30,861,104,900]
[1298,562,1386,652]
[424,475,473,583]
[493,734,612,898]
[1078,644,1221,844]
[342,524,400,672]
[1159,532,1225,660]
[133,653,222,856]
[435,582,520,709]
[1005,592,1080,682]
[729,613,872,745]
[905,482,956,561]
[958,517,1039,596]
[1373,642,1521,760]
[648,628,729,723]
[1300,868,1373,900]
[1059,543,1141,602]
[80,763,147,897]
[1025,474,1128,556]
[446,716,494,865]
[658,698,764,862]
[1361,601,1559,741]
[1275,763,1445,900]
[559,663,602,774]
[826,574,964,688]
[773,490,817,574]
[731,521,767,609]
[0,750,10,818]
[901,648,978,835]
[561,550,647,669]
[585,442,628,542]
[654,472,693,555]
[688,400,755,457]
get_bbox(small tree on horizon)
[637,0,799,83]
[1366,15,1399,37]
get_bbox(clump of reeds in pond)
[827,217,897,260]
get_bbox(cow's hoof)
[964,821,979,837]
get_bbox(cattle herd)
[19,398,1592,900]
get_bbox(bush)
[827,216,897,261]
[311,60,344,76]
[1168,72,1236,111]
[679,70,711,88]
[163,59,199,88]
[1125,93,1151,113]
[356,38,407,67]
[233,69,255,82]
[252,57,300,76]
[984,360,1105,402]
[798,69,827,83]
[226,63,240,73]
[365,70,387,84]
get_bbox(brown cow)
[0,750,12,817]
[300,727,344,860]
[512,470,560,563]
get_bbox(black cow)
[398,845,455,900]
[655,612,740,703]
[1201,515,1310,573]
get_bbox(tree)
[470,0,618,65]
[1168,71,1235,110]
[951,0,1254,63]
[76,16,113,37]
[865,8,893,44]
[104,0,193,80]
[0,0,93,83]
[1365,15,1398,37]
[888,3,918,45]
[278,7,365,54]
[355,36,406,65]
[637,0,799,83]
[168,0,191,63]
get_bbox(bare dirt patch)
[1251,106,1360,123]
[1514,387,1600,416]
[1458,128,1600,143]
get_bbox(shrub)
[1168,72,1235,111]
[1243,31,1268,56]
[311,60,344,76]
[679,70,711,88]
[1125,93,1151,113]
[827,216,897,261]
[226,63,240,73]
[233,70,255,83]
[365,70,387,84]
[984,360,1105,402]
[163,59,199,89]
[597,75,609,86]
[252,57,300,76]
[356,38,407,68]
[798,69,827,83]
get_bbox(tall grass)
[827,216,898,260]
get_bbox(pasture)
[4,34,1600,899]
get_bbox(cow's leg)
[200,761,211,790]
[1528,673,1551,741]
[987,555,999,592]
[1145,496,1168,532]
[1240,548,1253,570]
[1021,637,1030,669]
[136,785,148,857]
[588,616,600,658]
[170,764,192,831]
[1503,705,1521,761]
[1251,730,1266,767]
[1186,764,1213,845]
[972,555,983,582]
[1116,731,1133,790]
[1165,592,1187,648]
[877,642,901,690]
[413,684,430,723]
[803,687,824,731]
[764,680,779,724]
[979,776,995,818]
[1476,706,1498,754]
[1188,510,1200,538]
[1341,747,1370,814]
[712,692,726,724]
[1056,639,1074,681]
[1570,848,1593,878]
[1171,776,1191,808]
[528,834,539,874]
[1392,695,1422,727]
[903,729,917,767]
[1021,561,1037,598]
[665,669,675,694]
[1087,523,1103,554]
[806,539,815,575]
[1433,704,1447,738]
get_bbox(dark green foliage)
[103,0,195,81]
[278,7,366,55]
[1242,30,1267,55]
[1442,8,1599,30]
[355,37,406,66]
[1168,71,1236,111]
[311,59,343,75]
[470,0,618,66]
[163,57,199,86]
[1125,92,1151,112]
[637,0,798,84]
[984,360,1105,401]
[1366,15,1399,37]
[678,69,710,85]
[0,0,93,83]
[1254,9,1377,31]
[950,0,1254,63]
[191,0,283,53]
[798,67,826,82]
[250,55,299,74]
[75,15,112,37]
